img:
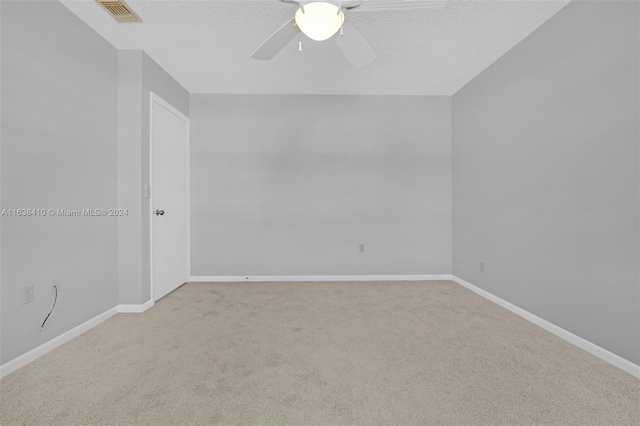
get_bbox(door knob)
[155,209,165,216]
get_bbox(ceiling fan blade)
[353,0,448,12]
[251,17,298,60]
[334,22,376,68]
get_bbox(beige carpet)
[1,280,638,425]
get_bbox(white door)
[151,93,190,301]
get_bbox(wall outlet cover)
[23,285,35,304]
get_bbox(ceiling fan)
[251,0,448,68]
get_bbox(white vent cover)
[96,0,141,22]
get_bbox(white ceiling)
[60,0,570,95]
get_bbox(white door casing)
[150,93,190,301]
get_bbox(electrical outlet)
[359,244,365,253]
[23,285,34,305]
[50,277,59,295]
[480,262,485,273]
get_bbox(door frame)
[149,91,191,302]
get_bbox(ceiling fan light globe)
[295,2,345,42]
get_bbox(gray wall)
[117,51,189,304]
[1,0,118,363]
[190,95,451,276]
[117,50,144,304]
[452,0,640,364]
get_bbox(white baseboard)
[117,299,154,313]
[451,275,640,379]
[0,300,155,379]
[190,274,453,282]
[0,307,118,379]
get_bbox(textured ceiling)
[59,0,570,95]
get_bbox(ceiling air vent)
[96,0,141,22]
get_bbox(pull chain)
[298,0,304,51]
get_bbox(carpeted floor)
[1,280,638,425]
